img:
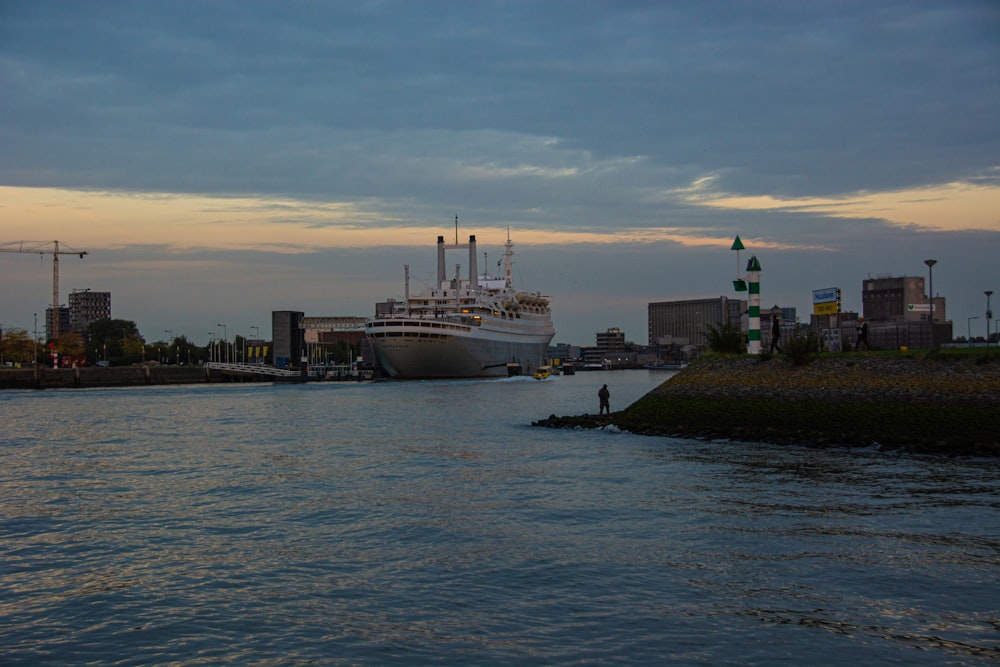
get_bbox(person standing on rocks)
[598,384,610,415]
[856,317,869,351]
[770,315,782,354]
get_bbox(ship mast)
[404,264,410,316]
[503,227,514,288]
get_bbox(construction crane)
[1,241,89,339]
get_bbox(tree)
[0,327,35,365]
[170,335,200,365]
[87,319,143,365]
[332,340,357,364]
[54,332,85,356]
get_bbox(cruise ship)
[365,230,555,379]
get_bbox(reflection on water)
[1,373,998,665]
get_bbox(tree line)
[2,318,360,368]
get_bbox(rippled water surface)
[2,371,998,665]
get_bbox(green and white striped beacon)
[745,255,762,354]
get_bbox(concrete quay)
[0,364,279,390]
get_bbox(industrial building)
[646,271,953,355]
[647,296,742,348]
[807,275,952,350]
[271,310,305,368]
[861,275,945,323]
[303,316,368,367]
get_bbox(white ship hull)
[366,317,553,379]
[365,229,555,379]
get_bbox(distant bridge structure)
[204,362,302,377]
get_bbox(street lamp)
[924,259,937,348]
[250,325,260,364]
[986,291,993,345]
[923,259,936,321]
[967,317,979,347]
[164,330,173,365]
[208,332,216,363]
[217,323,227,363]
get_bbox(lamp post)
[924,259,937,347]
[208,332,216,363]
[217,323,227,363]
[164,330,173,365]
[986,291,993,345]
[250,325,260,364]
[967,317,979,347]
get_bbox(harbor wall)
[0,365,250,390]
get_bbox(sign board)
[907,304,930,312]
[812,287,839,304]
[813,302,839,315]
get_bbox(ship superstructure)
[365,230,554,378]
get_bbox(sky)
[1,0,999,347]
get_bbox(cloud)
[1,1,998,344]
[683,178,1000,232]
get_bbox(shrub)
[705,321,745,354]
[785,331,821,366]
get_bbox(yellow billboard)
[813,302,839,315]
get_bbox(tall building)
[272,310,304,368]
[595,327,625,353]
[45,306,70,341]
[861,275,945,322]
[69,289,111,334]
[584,327,632,367]
[648,297,737,347]
[857,275,951,348]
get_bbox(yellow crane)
[1,241,89,339]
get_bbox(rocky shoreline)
[534,351,1000,457]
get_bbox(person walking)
[856,317,869,351]
[770,315,782,353]
[598,384,610,415]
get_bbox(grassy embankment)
[536,348,1000,456]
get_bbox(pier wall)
[0,366,234,390]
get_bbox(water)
[1,371,997,665]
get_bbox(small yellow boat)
[532,365,552,380]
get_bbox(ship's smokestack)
[469,235,478,289]
[437,235,446,286]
